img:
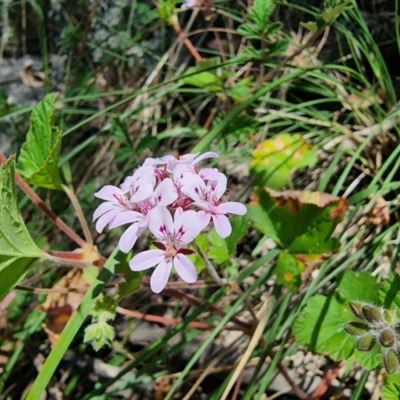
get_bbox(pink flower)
[92,185,142,233]
[144,152,218,172]
[117,178,178,253]
[181,171,247,237]
[119,165,156,203]
[181,0,201,8]
[129,205,202,293]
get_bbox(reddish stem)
[0,152,87,248]
[310,361,342,399]
[172,21,202,61]
[116,306,242,331]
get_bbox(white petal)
[93,202,117,221]
[129,249,165,271]
[217,202,247,215]
[154,178,178,206]
[109,210,142,228]
[192,151,219,164]
[174,210,202,245]
[212,214,232,238]
[213,172,227,199]
[130,184,154,203]
[150,259,173,293]
[149,205,173,241]
[197,210,211,230]
[174,254,197,284]
[181,172,205,201]
[119,223,140,253]
[95,209,120,233]
[94,185,123,201]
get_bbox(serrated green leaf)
[92,295,117,322]
[0,157,43,302]
[18,93,63,190]
[240,46,262,60]
[338,271,380,304]
[237,23,261,39]
[293,294,356,360]
[84,321,115,351]
[250,0,274,31]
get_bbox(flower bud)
[344,322,369,336]
[356,334,375,352]
[349,302,364,319]
[383,350,399,374]
[362,306,383,323]
[384,309,396,324]
[379,328,396,348]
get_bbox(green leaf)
[240,46,262,60]
[206,216,249,264]
[251,133,318,189]
[115,254,143,298]
[249,188,346,253]
[338,271,380,304]
[84,321,115,351]
[250,0,274,31]
[237,23,261,39]
[226,79,252,102]
[0,157,43,302]
[293,294,357,360]
[18,93,63,190]
[321,0,352,24]
[181,67,223,93]
[301,21,321,33]
[209,246,231,264]
[382,384,400,400]
[276,252,303,288]
[380,273,400,309]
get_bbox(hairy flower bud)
[344,321,369,337]
[356,334,375,352]
[383,350,399,374]
[362,306,383,324]
[379,328,396,348]
[349,302,364,319]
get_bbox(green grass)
[1,0,400,398]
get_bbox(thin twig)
[116,306,242,331]
[172,20,202,61]
[195,244,225,285]
[0,152,88,249]
[62,185,93,245]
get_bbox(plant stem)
[195,244,225,285]
[63,184,93,245]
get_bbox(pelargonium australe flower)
[93,151,247,293]
[180,170,247,237]
[129,205,202,293]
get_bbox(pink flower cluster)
[93,152,247,293]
